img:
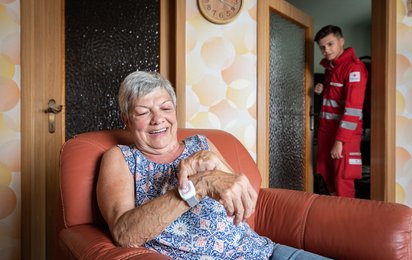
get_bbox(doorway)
[286,0,372,199]
[282,0,396,201]
[257,0,395,200]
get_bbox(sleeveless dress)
[118,134,274,260]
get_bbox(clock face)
[198,0,243,24]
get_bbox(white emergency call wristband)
[178,180,199,207]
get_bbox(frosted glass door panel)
[269,12,306,190]
[65,0,160,140]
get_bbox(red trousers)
[316,134,362,198]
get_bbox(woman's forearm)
[112,189,188,247]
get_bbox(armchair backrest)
[59,128,261,230]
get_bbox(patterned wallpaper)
[0,0,20,259]
[185,0,258,159]
[396,0,412,207]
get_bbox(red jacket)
[318,47,368,143]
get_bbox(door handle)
[44,99,63,133]
[309,105,316,131]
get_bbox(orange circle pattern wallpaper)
[396,0,412,207]
[0,0,20,258]
[185,0,258,159]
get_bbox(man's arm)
[335,62,368,143]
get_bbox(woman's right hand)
[314,83,324,95]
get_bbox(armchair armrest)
[59,225,171,260]
[254,188,412,260]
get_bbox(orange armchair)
[59,129,412,259]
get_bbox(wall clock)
[198,0,243,24]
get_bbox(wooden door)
[257,0,314,190]
[21,0,64,259]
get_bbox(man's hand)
[178,150,231,190]
[314,83,324,95]
[192,171,257,226]
[330,140,343,159]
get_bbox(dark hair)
[314,25,343,43]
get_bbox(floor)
[313,171,370,199]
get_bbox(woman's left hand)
[191,171,258,225]
[178,150,231,190]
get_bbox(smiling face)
[123,87,179,157]
[317,33,345,61]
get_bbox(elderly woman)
[97,71,329,259]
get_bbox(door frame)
[370,0,396,201]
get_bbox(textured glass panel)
[269,12,306,190]
[65,0,160,140]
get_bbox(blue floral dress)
[118,134,274,259]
